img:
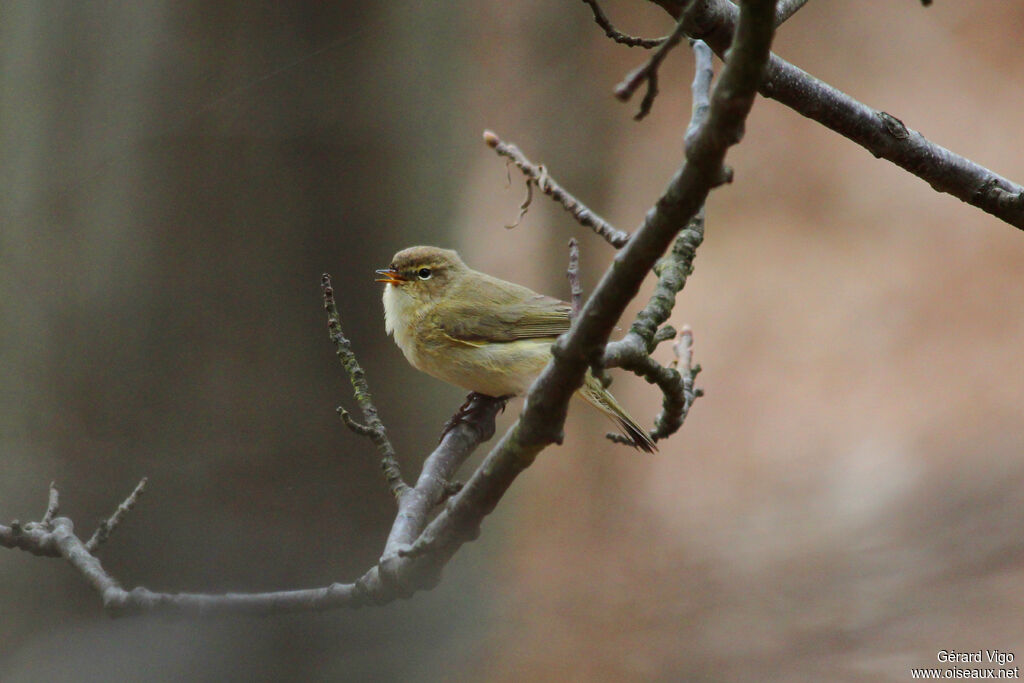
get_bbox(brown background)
[2,1,1023,680]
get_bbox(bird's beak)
[375,268,406,285]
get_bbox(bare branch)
[666,0,1024,230]
[581,0,669,48]
[2,0,778,616]
[380,394,505,564]
[52,515,369,615]
[605,333,701,445]
[2,388,505,614]
[604,209,705,443]
[85,478,148,552]
[337,407,375,436]
[322,274,408,499]
[567,238,583,320]
[774,0,809,25]
[684,40,715,154]
[652,325,677,346]
[484,131,631,248]
[614,18,689,120]
[1,519,60,556]
[602,39,712,443]
[394,0,779,591]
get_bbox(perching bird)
[376,245,656,452]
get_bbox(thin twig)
[604,210,705,444]
[85,478,148,552]
[338,407,376,436]
[322,274,408,499]
[581,0,669,48]
[652,325,677,345]
[567,238,583,320]
[605,337,701,445]
[614,17,689,120]
[41,481,59,527]
[484,131,631,248]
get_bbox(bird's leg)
[439,392,511,442]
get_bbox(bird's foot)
[439,392,512,442]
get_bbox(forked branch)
[1,0,778,615]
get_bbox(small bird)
[376,245,657,452]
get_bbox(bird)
[376,245,656,452]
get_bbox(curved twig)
[581,0,670,48]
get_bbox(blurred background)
[2,1,1023,680]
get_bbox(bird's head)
[375,246,468,304]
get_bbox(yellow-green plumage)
[379,246,656,452]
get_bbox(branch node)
[716,165,735,186]
[878,111,910,140]
[653,325,677,345]
[442,480,464,501]
[614,18,688,120]
[975,179,1024,212]
[338,406,376,437]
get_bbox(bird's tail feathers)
[580,374,658,453]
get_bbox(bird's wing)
[438,275,572,343]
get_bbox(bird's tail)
[578,373,657,453]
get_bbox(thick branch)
[1,520,60,556]
[649,0,1024,230]
[380,394,504,564]
[383,0,778,590]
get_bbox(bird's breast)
[382,284,422,365]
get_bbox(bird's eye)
[417,268,432,280]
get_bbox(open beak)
[375,268,406,285]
